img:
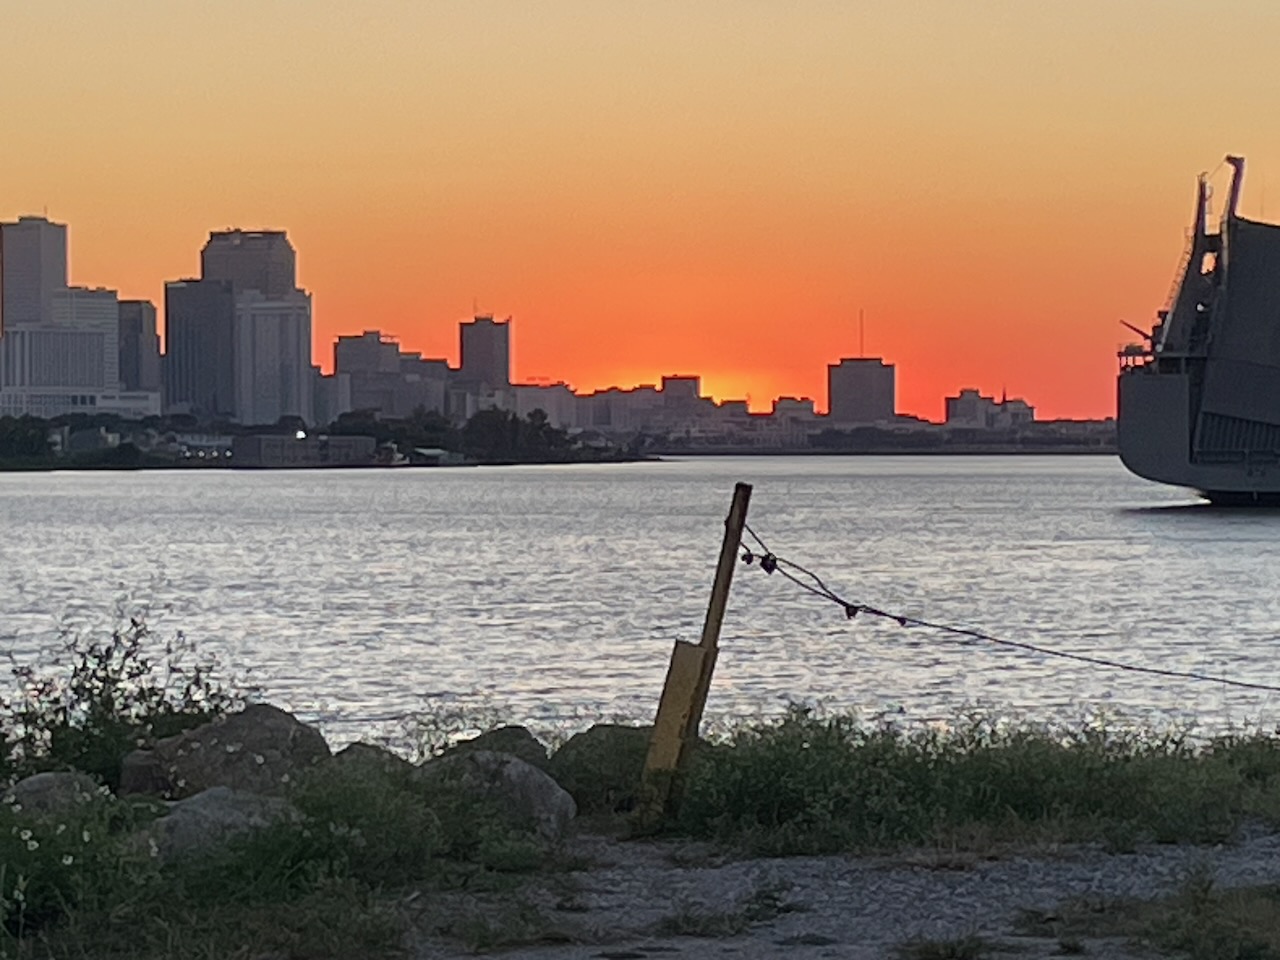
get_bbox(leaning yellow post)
[638,482,752,825]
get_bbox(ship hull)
[1118,370,1280,500]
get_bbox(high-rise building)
[827,358,896,423]
[459,315,510,388]
[201,230,296,299]
[165,228,314,424]
[0,216,68,333]
[164,279,236,419]
[232,289,314,426]
[118,299,161,392]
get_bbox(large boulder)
[142,786,299,860]
[118,704,330,800]
[421,750,576,840]
[326,741,417,779]
[6,772,101,816]
[547,724,652,814]
[443,725,550,770]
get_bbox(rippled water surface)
[3,456,1280,740]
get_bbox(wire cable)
[740,523,1280,695]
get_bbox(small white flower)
[55,824,66,835]
[82,829,91,843]
[25,840,37,851]
[254,754,265,765]
[18,830,31,842]
[61,855,73,866]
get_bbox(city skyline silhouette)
[3,3,1279,420]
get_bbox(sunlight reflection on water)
[3,456,1280,744]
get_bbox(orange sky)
[3,1,1279,420]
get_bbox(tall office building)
[232,289,314,425]
[201,230,296,299]
[164,279,237,419]
[0,216,68,333]
[459,315,510,388]
[165,228,314,423]
[118,299,161,392]
[827,358,896,423]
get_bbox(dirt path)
[407,827,1280,958]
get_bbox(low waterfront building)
[231,433,376,468]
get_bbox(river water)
[3,456,1280,743]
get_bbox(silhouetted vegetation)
[0,416,52,460]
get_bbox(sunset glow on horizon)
[4,1,1279,420]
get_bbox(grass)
[894,935,992,960]
[674,706,1280,855]
[13,621,1280,957]
[0,757,558,958]
[1016,866,1280,959]
[0,623,558,958]
[652,883,801,939]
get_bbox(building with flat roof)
[459,315,510,388]
[118,299,161,392]
[201,229,296,299]
[827,358,895,423]
[232,290,314,426]
[164,278,237,419]
[945,388,1035,429]
[0,216,68,332]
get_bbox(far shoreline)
[0,448,1121,473]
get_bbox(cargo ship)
[1117,156,1280,503]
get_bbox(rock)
[143,786,299,860]
[327,741,416,779]
[6,772,101,815]
[547,724,652,814]
[422,750,576,840]
[118,703,330,799]
[444,725,550,770]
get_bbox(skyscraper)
[118,299,161,392]
[164,228,314,424]
[459,315,510,388]
[164,279,237,419]
[232,289,313,425]
[827,358,896,423]
[201,230,296,299]
[0,216,68,333]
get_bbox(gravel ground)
[408,826,1280,959]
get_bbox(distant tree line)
[0,406,624,469]
[330,407,581,462]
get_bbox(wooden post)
[638,482,752,824]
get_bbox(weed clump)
[1,619,240,789]
[677,706,1280,854]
